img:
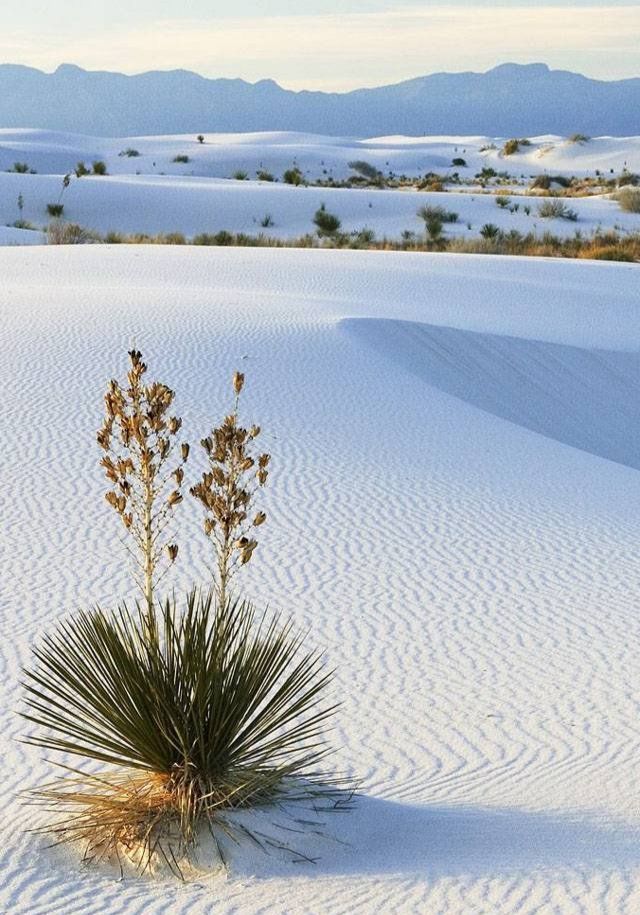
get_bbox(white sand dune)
[0,130,639,243]
[2,246,640,913]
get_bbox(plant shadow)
[226,795,640,881]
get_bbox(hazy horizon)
[1,2,639,91]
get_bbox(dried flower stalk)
[190,372,269,607]
[97,350,188,623]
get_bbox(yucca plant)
[22,353,347,876]
[23,590,340,874]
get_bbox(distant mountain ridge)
[0,62,638,137]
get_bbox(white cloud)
[1,6,639,88]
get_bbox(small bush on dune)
[22,355,345,875]
[417,204,458,225]
[313,203,341,237]
[568,133,590,144]
[173,155,190,164]
[9,162,33,174]
[495,196,510,209]
[47,221,98,245]
[92,161,108,175]
[46,203,64,218]
[75,161,90,177]
[283,167,303,186]
[257,170,274,182]
[615,188,640,212]
[538,199,578,221]
[232,170,248,181]
[502,138,531,156]
[119,148,140,158]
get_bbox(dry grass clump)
[615,188,640,213]
[23,352,345,877]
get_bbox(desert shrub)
[173,155,190,164]
[92,161,108,175]
[417,204,458,224]
[119,148,140,158]
[283,167,303,186]
[260,213,274,228]
[348,161,384,186]
[615,188,640,213]
[197,134,205,144]
[256,170,274,182]
[451,157,467,167]
[568,133,590,144]
[502,138,530,156]
[46,203,64,218]
[23,356,343,875]
[9,162,31,173]
[495,196,511,208]
[104,231,124,243]
[538,199,578,221]
[618,172,640,188]
[47,221,98,245]
[159,232,187,245]
[12,219,35,230]
[75,161,90,177]
[313,203,341,237]
[480,223,500,239]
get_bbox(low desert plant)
[495,196,511,208]
[232,170,248,181]
[256,170,274,182]
[480,223,500,239]
[46,203,64,218]
[260,213,275,228]
[75,161,90,177]
[418,204,458,227]
[197,134,205,144]
[283,167,303,186]
[9,162,32,173]
[119,148,140,158]
[502,138,531,156]
[451,157,467,167]
[22,355,344,876]
[568,133,590,144]
[47,221,99,245]
[173,155,190,164]
[22,588,340,874]
[615,188,640,213]
[313,204,341,237]
[538,199,578,221]
[92,161,108,175]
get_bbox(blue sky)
[2,2,639,89]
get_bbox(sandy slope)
[2,246,640,913]
[0,130,639,244]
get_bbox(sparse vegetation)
[615,188,640,213]
[173,155,190,164]
[197,134,205,144]
[260,213,275,228]
[232,170,248,181]
[46,203,64,218]
[119,148,140,158]
[538,199,578,221]
[313,203,341,237]
[502,138,531,156]
[417,204,458,225]
[92,161,108,175]
[47,221,99,245]
[75,161,90,177]
[495,196,511,209]
[283,167,303,186]
[256,170,274,182]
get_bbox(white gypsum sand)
[2,245,640,913]
[0,131,638,243]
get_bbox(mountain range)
[0,62,638,137]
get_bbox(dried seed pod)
[233,372,245,394]
[166,544,179,563]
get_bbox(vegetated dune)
[2,245,640,913]
[0,131,638,244]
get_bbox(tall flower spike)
[97,350,189,625]
[190,371,269,608]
